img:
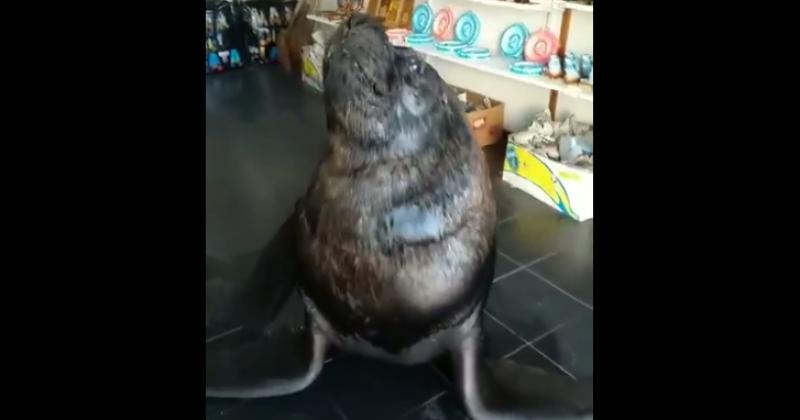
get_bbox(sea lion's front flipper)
[206,319,328,399]
[452,333,592,420]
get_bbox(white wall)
[412,0,593,130]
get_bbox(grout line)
[330,398,352,420]
[498,250,555,269]
[527,318,573,344]
[502,342,529,359]
[497,214,516,225]
[430,363,452,384]
[523,251,560,268]
[493,251,557,284]
[393,390,447,420]
[492,264,527,283]
[497,249,520,263]
[206,325,244,343]
[528,343,577,380]
[484,310,530,344]
[525,268,593,311]
[498,317,572,360]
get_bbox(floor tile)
[485,270,588,341]
[528,248,593,307]
[318,355,449,420]
[482,312,527,358]
[206,398,246,419]
[396,391,470,420]
[532,314,593,379]
[507,344,569,377]
[493,253,521,279]
[214,380,344,420]
[495,214,573,265]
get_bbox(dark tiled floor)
[205,66,593,419]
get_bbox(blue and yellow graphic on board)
[504,144,579,219]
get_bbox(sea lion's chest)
[296,155,495,351]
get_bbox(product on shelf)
[509,61,544,75]
[559,133,593,169]
[406,33,434,44]
[547,54,562,77]
[499,23,529,59]
[432,7,454,41]
[219,50,230,65]
[456,46,491,59]
[205,0,298,73]
[524,28,559,63]
[580,54,592,78]
[435,40,467,52]
[563,53,581,83]
[386,28,410,46]
[411,3,434,34]
[454,11,480,46]
[433,11,482,53]
[509,110,592,169]
[230,49,243,67]
[208,52,224,72]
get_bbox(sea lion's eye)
[409,59,421,73]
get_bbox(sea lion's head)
[323,14,451,147]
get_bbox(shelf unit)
[305,0,592,119]
[409,43,592,102]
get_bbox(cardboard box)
[502,142,593,222]
[450,86,505,147]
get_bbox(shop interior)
[206,0,593,418]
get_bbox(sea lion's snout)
[323,13,450,146]
[324,14,394,99]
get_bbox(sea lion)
[206,14,592,420]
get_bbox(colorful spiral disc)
[435,40,467,52]
[509,61,544,75]
[454,11,480,46]
[456,46,490,59]
[411,3,434,34]
[432,7,454,41]
[499,23,529,59]
[406,33,434,44]
[524,28,560,64]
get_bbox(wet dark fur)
[295,14,496,353]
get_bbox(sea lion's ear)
[441,93,448,105]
